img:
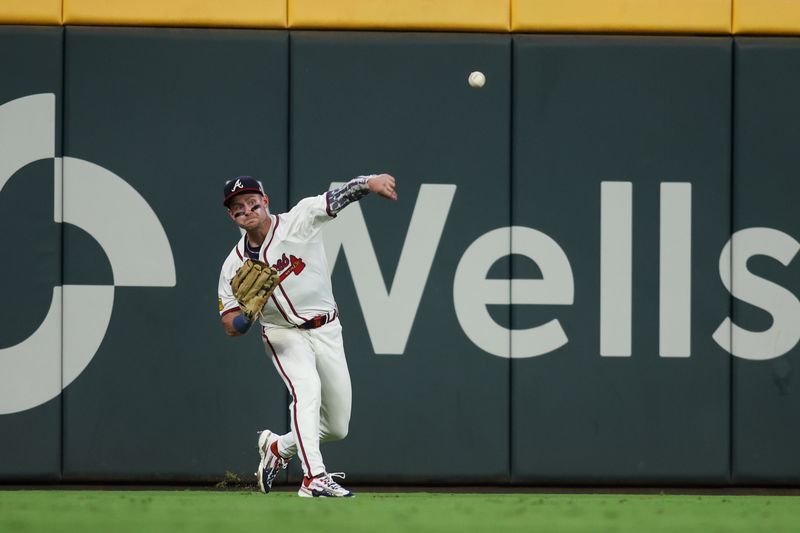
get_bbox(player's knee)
[327,423,349,442]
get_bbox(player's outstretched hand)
[368,174,398,201]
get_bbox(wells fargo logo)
[322,183,799,362]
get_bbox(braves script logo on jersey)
[273,253,306,281]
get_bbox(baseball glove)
[230,259,281,321]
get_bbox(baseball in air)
[468,71,486,88]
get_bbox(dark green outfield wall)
[60,27,289,482]
[0,26,63,481]
[732,38,800,485]
[0,27,798,485]
[511,36,732,484]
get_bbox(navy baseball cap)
[223,176,265,206]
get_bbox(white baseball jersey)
[218,194,337,330]
[218,175,374,480]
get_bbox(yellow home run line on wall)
[511,0,731,34]
[733,0,800,35]
[1,1,800,36]
[0,0,61,25]
[61,0,286,28]
[288,0,510,32]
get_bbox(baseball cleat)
[256,429,289,494]
[298,472,354,498]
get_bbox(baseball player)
[217,173,398,497]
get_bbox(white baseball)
[468,71,486,88]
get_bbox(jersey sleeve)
[282,176,374,242]
[281,194,336,242]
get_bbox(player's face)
[227,193,269,230]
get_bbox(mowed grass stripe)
[1,491,799,533]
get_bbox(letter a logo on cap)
[231,179,244,192]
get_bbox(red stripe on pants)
[263,334,313,476]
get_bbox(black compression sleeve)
[326,175,373,215]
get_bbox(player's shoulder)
[284,194,330,220]
[273,194,331,242]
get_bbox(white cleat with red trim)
[298,472,354,498]
[256,429,289,494]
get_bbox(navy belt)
[298,310,337,330]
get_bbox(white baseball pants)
[261,320,352,478]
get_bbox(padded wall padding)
[61,27,289,481]
[0,26,63,480]
[289,0,509,31]
[0,1,60,24]
[732,38,800,483]
[734,1,800,35]
[5,25,800,486]
[511,35,732,483]
[63,0,285,28]
[511,0,731,34]
[291,31,512,482]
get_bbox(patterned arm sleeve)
[325,175,374,216]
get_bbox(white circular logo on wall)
[0,93,176,415]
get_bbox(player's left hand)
[231,259,281,321]
[368,174,398,201]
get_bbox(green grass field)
[1,489,799,533]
